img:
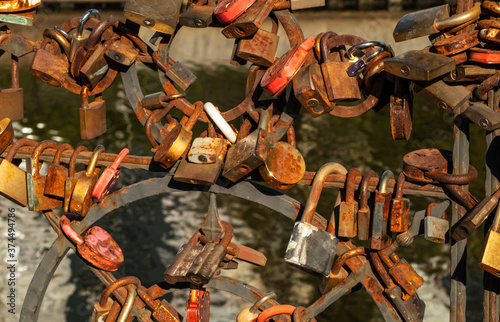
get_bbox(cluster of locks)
[0,0,499,321]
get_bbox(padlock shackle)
[80,86,90,107]
[256,305,296,322]
[184,101,205,131]
[117,284,137,322]
[249,292,276,313]
[86,145,105,176]
[426,202,442,218]
[43,28,71,57]
[378,170,394,194]
[85,17,119,50]
[434,2,480,31]
[32,140,59,177]
[345,168,361,203]
[377,248,396,269]
[77,9,101,37]
[60,214,84,245]
[145,107,174,149]
[53,143,74,164]
[68,145,89,177]
[109,148,130,170]
[5,138,38,162]
[369,252,396,290]
[302,162,347,224]
[330,247,365,275]
[394,173,406,198]
[220,221,234,247]
[100,276,141,307]
[359,170,377,209]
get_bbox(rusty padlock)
[358,170,376,241]
[30,37,69,88]
[0,54,23,121]
[390,77,413,140]
[60,214,124,271]
[378,249,424,297]
[64,146,89,212]
[424,202,449,244]
[179,1,215,28]
[338,168,361,238]
[69,9,101,62]
[124,0,182,34]
[68,145,104,217]
[0,138,37,206]
[154,101,204,169]
[104,40,139,67]
[26,141,64,211]
[92,148,130,201]
[371,170,393,250]
[221,0,273,38]
[0,117,14,154]
[44,143,73,199]
[79,86,107,140]
[389,173,410,233]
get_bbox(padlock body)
[44,164,69,199]
[30,47,68,87]
[27,171,63,211]
[390,197,410,232]
[0,88,23,121]
[284,221,338,277]
[236,29,279,67]
[69,169,100,217]
[179,5,214,28]
[478,230,500,277]
[79,45,109,90]
[188,137,226,164]
[293,63,332,117]
[124,0,181,34]
[69,29,91,62]
[105,41,139,66]
[186,242,227,285]
[389,259,424,296]
[80,100,107,140]
[165,61,198,91]
[423,216,448,243]
[0,160,28,206]
[371,192,392,250]
[154,126,192,169]
[174,158,224,185]
[338,201,358,238]
[221,0,273,38]
[357,208,371,241]
[164,244,204,284]
[321,61,361,102]
[79,226,124,271]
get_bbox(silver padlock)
[424,202,449,243]
[69,9,101,62]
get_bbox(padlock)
[187,135,227,164]
[384,50,455,81]
[413,80,471,115]
[223,108,271,182]
[104,40,139,66]
[91,296,113,322]
[0,117,14,154]
[338,168,361,238]
[26,141,64,211]
[0,138,37,206]
[346,41,388,77]
[214,0,257,24]
[371,170,393,250]
[221,0,273,38]
[64,146,89,212]
[68,145,104,217]
[43,27,71,58]
[0,54,23,121]
[44,143,73,199]
[320,34,362,102]
[284,162,347,277]
[389,173,410,233]
[154,101,204,169]
[124,0,182,34]
[478,204,500,277]
[186,288,210,322]
[390,77,413,140]
[378,250,424,297]
[60,214,124,271]
[136,287,181,321]
[79,86,107,140]
[69,9,100,62]
[235,14,279,67]
[462,102,500,132]
[30,37,69,88]
[79,44,109,90]
[179,2,215,28]
[358,170,376,241]
[237,292,276,322]
[92,148,130,201]
[161,58,198,92]
[423,202,449,244]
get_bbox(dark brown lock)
[0,117,14,154]
[104,40,139,66]
[30,37,69,88]
[338,168,361,238]
[235,14,279,67]
[79,86,107,140]
[79,44,110,90]
[390,77,413,140]
[221,0,273,38]
[44,143,73,199]
[179,1,215,28]
[357,170,376,241]
[0,55,23,121]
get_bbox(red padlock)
[92,148,130,201]
[186,288,210,322]
[260,37,315,96]
[214,0,257,24]
[60,214,124,271]
[469,47,500,64]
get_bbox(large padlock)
[371,170,393,250]
[389,173,410,233]
[235,14,279,67]
[79,86,107,140]
[284,162,347,277]
[0,117,14,154]
[30,37,69,88]
[60,214,124,271]
[124,0,182,34]
[424,202,449,243]
[384,50,455,81]
[64,146,89,212]
[338,168,361,238]
[179,1,215,28]
[43,143,73,199]
[221,0,273,38]
[320,33,362,103]
[378,250,424,297]
[0,138,37,206]
[154,101,204,169]
[223,108,271,182]
[92,148,130,201]
[358,170,376,241]
[69,9,101,62]
[68,145,104,217]
[26,141,64,211]
[478,204,500,277]
[0,54,23,121]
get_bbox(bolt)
[143,19,154,27]
[438,102,448,110]
[194,19,204,27]
[307,98,319,108]
[114,54,122,61]
[41,74,50,82]
[479,118,489,129]
[198,155,207,163]
[400,65,410,76]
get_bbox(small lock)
[124,0,182,34]
[30,37,69,88]
[79,44,109,90]
[221,0,273,38]
[346,41,388,77]
[44,143,73,199]
[478,205,500,277]
[338,168,361,238]
[284,163,347,277]
[92,148,130,201]
[389,173,410,233]
[79,86,107,140]
[357,170,377,241]
[423,202,449,243]
[371,170,393,250]
[69,9,100,62]
[179,2,215,28]
[60,214,124,271]
[188,137,226,164]
[0,117,14,154]
[163,60,198,91]
[0,55,23,121]
[64,146,89,212]
[104,41,139,66]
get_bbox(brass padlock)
[68,145,104,217]
[235,14,279,67]
[338,168,361,238]
[320,33,362,103]
[30,37,69,88]
[79,86,107,140]
[154,101,204,169]
[389,173,410,233]
[124,0,182,34]
[179,1,215,28]
[26,140,64,211]
[64,146,89,212]
[44,143,73,199]
[0,138,37,206]
[69,9,101,62]
[0,55,23,121]
[104,40,139,66]
[0,117,14,154]
[221,0,273,38]
[478,204,500,277]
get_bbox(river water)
[0,6,493,322]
